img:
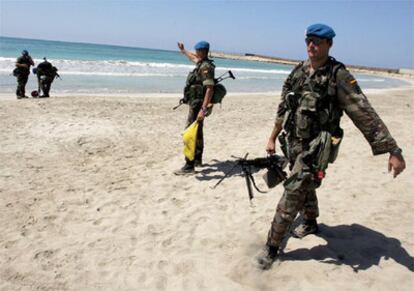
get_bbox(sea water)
[0,36,410,96]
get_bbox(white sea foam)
[0,57,291,76]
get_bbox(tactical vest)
[283,57,345,141]
[183,59,216,105]
[278,58,346,173]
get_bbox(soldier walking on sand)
[258,23,406,270]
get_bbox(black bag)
[211,84,227,104]
[12,68,20,77]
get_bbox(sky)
[0,0,413,69]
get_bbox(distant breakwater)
[210,52,414,77]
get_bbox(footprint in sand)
[147,224,163,235]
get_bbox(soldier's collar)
[304,57,333,75]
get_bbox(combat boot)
[257,245,279,270]
[174,163,195,175]
[292,219,318,238]
[194,159,202,167]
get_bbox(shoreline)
[0,85,414,101]
[1,80,413,101]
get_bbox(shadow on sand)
[195,159,262,182]
[198,162,414,272]
[280,223,414,272]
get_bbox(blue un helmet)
[305,24,336,39]
[21,50,29,56]
[194,41,210,50]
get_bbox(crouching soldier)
[34,57,59,98]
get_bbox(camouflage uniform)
[15,55,34,97]
[184,59,215,164]
[267,57,399,248]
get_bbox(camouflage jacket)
[184,59,215,105]
[275,57,398,155]
[193,59,215,87]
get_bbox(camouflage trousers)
[266,151,320,248]
[39,76,53,97]
[16,74,29,97]
[185,103,204,164]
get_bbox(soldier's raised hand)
[177,42,185,51]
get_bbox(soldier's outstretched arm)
[177,42,200,63]
[336,68,406,177]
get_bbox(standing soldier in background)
[258,24,406,270]
[35,57,59,98]
[13,50,34,99]
[174,41,215,175]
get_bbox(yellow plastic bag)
[183,121,199,161]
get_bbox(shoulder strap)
[328,57,345,83]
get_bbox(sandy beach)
[1,83,413,290]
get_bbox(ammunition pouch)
[278,132,289,160]
[294,91,318,139]
[282,92,299,134]
[302,130,343,172]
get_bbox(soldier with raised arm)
[175,41,215,175]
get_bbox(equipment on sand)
[211,153,288,200]
[31,90,39,97]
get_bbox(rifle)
[211,153,288,201]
